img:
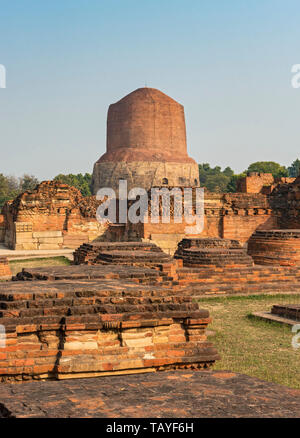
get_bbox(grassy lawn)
[9,256,71,275]
[198,294,300,389]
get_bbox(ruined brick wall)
[127,190,276,250]
[237,173,296,195]
[0,278,219,382]
[0,257,11,279]
[221,213,276,243]
[1,181,107,250]
[270,176,300,229]
[237,173,274,193]
[0,178,292,252]
[221,193,276,243]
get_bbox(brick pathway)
[0,370,299,418]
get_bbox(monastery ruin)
[0,87,298,254]
[0,87,300,384]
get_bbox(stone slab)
[252,311,299,327]
[37,237,64,244]
[32,231,63,238]
[38,244,62,250]
[15,244,38,250]
[0,245,74,261]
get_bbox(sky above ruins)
[0,0,300,179]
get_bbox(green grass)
[9,256,71,275]
[199,294,300,389]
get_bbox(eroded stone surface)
[0,370,300,418]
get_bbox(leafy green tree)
[0,174,22,206]
[54,173,92,197]
[246,161,288,178]
[0,173,10,206]
[223,166,234,177]
[198,163,235,192]
[288,159,300,177]
[0,173,41,207]
[205,174,231,193]
[198,163,212,186]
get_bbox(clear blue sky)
[0,0,300,179]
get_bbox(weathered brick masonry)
[0,85,300,390]
[0,257,11,279]
[2,229,300,383]
[0,181,107,250]
[0,182,278,253]
[126,191,277,252]
[92,88,199,193]
[237,172,295,195]
[73,241,173,267]
[72,239,300,298]
[174,237,253,267]
[0,88,299,253]
[248,229,300,266]
[0,272,220,382]
[270,175,300,229]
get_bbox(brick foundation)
[174,237,253,267]
[0,278,219,382]
[73,241,172,267]
[248,229,300,266]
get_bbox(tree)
[223,166,234,177]
[246,161,288,178]
[198,163,235,192]
[198,163,212,186]
[6,175,19,196]
[288,159,300,177]
[20,174,39,192]
[0,174,10,206]
[53,173,92,197]
[0,173,40,207]
[0,174,22,206]
[205,174,231,193]
[226,173,246,193]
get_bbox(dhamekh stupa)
[92,87,200,193]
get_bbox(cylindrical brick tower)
[92,87,199,193]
